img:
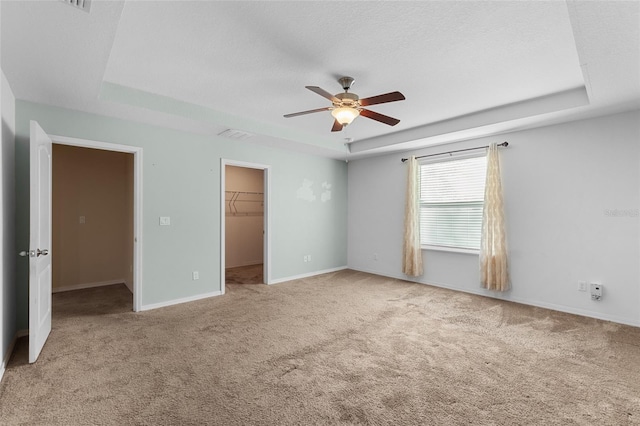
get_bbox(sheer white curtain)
[480,143,509,290]
[402,156,423,276]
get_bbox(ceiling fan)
[284,76,405,132]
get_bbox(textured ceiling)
[1,1,639,159]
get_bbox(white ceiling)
[2,0,639,160]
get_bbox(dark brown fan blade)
[359,91,405,107]
[360,109,401,126]
[306,86,340,103]
[284,107,331,118]
[331,120,344,132]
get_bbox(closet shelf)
[225,190,264,217]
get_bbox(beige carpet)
[1,270,639,425]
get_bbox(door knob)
[19,249,48,257]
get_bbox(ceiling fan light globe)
[331,107,360,125]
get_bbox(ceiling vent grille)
[218,129,254,140]
[59,0,91,13]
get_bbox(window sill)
[421,245,479,255]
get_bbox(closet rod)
[400,141,508,163]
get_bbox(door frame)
[50,134,143,312]
[220,159,271,293]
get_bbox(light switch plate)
[578,280,587,292]
[159,216,171,226]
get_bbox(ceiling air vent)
[217,129,254,140]
[59,0,91,13]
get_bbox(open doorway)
[220,159,270,293]
[51,144,134,313]
[51,135,143,312]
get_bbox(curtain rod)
[400,142,508,163]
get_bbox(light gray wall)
[348,110,640,326]
[1,70,17,365]
[15,100,348,328]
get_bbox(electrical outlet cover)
[590,282,603,300]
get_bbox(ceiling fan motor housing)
[335,92,360,108]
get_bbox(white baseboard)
[268,266,348,285]
[0,330,24,383]
[140,290,223,312]
[502,295,640,328]
[52,279,126,293]
[348,266,640,328]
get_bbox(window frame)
[418,152,487,255]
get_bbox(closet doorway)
[220,160,271,292]
[50,135,143,312]
[51,144,135,313]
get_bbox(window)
[419,154,487,251]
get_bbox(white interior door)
[28,121,52,363]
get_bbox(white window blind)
[419,155,487,250]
